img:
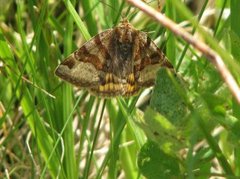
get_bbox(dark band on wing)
[61,55,76,69]
[149,52,161,63]
[162,59,174,68]
[75,45,103,70]
[94,34,112,60]
[146,36,151,48]
[139,55,160,71]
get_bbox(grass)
[0,0,240,178]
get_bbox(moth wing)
[136,32,173,87]
[55,29,113,87]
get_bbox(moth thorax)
[118,42,133,60]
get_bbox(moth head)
[118,19,134,30]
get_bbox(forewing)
[55,29,113,87]
[136,32,173,87]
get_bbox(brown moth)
[55,20,173,97]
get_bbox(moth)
[55,20,173,97]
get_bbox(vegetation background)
[0,0,240,178]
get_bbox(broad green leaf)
[134,68,189,155]
[138,140,181,179]
[150,68,188,125]
[135,107,187,155]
